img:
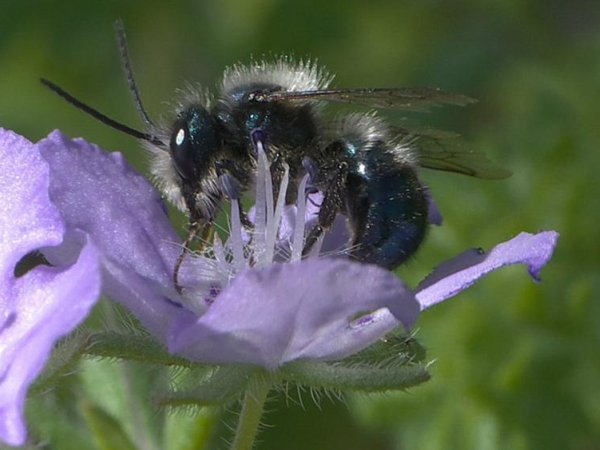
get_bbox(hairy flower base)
[0,129,559,446]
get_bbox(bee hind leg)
[302,162,347,257]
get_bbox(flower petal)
[0,130,63,275]
[169,258,416,370]
[0,129,101,446]
[415,231,559,310]
[36,131,208,342]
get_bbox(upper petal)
[169,258,416,370]
[415,231,559,310]
[36,131,208,343]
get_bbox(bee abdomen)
[345,165,428,270]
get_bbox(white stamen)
[212,234,232,283]
[229,199,245,272]
[253,142,269,266]
[291,174,309,262]
[264,156,274,226]
[265,163,289,262]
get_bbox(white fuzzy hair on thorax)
[221,57,333,97]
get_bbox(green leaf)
[164,408,220,450]
[79,358,166,449]
[27,388,95,450]
[81,401,138,450]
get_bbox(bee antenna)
[40,77,163,147]
[114,19,156,128]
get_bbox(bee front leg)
[173,221,213,294]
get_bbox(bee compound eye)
[169,106,220,181]
[169,123,195,180]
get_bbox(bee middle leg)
[218,170,255,231]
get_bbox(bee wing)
[250,87,476,111]
[393,126,512,179]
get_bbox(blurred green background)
[2,0,599,449]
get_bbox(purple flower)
[0,130,101,446]
[0,129,558,446]
[38,133,421,368]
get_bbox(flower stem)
[230,375,272,450]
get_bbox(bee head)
[169,105,219,181]
[161,104,225,223]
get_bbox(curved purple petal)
[169,258,415,370]
[0,130,101,446]
[415,231,559,310]
[35,131,218,343]
[0,244,100,446]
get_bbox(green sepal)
[29,331,91,396]
[279,335,431,392]
[85,331,192,367]
[345,333,428,366]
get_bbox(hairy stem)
[230,375,272,450]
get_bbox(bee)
[42,22,510,290]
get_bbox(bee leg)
[239,204,254,231]
[218,171,254,231]
[302,162,347,256]
[302,157,319,190]
[301,157,320,201]
[270,153,299,204]
[173,222,213,294]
